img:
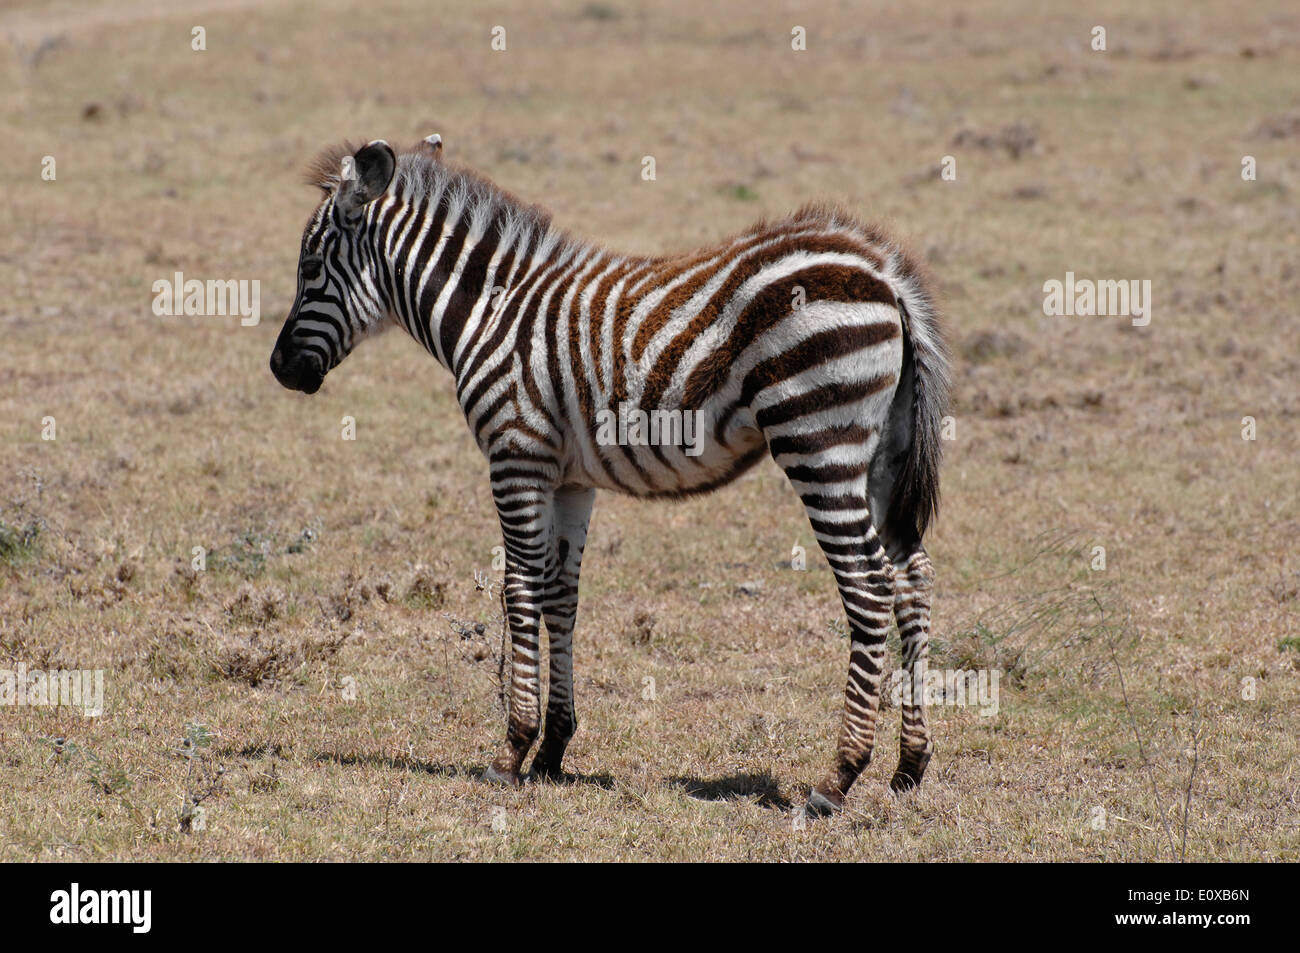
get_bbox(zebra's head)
[270,139,398,394]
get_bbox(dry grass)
[2,0,1298,861]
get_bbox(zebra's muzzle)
[270,347,324,394]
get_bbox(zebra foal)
[270,137,951,816]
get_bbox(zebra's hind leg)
[530,486,596,780]
[785,484,895,818]
[889,546,935,793]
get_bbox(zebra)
[269,136,951,817]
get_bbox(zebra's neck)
[379,159,594,383]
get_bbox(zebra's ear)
[419,134,443,160]
[336,139,396,219]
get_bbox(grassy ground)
[2,0,1297,861]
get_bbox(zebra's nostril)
[271,348,283,369]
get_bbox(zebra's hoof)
[889,753,931,795]
[482,764,521,787]
[804,788,842,818]
[528,756,565,782]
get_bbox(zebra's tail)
[874,267,951,547]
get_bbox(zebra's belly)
[569,402,768,498]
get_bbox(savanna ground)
[1,0,1297,862]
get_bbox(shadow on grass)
[312,750,616,789]
[666,772,792,810]
[525,768,617,789]
[315,751,475,779]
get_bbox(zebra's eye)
[301,258,323,280]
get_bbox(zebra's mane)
[397,148,555,241]
[303,143,931,283]
[303,140,360,193]
[305,140,559,250]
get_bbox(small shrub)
[405,571,446,609]
[0,520,41,566]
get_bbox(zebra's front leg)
[483,483,554,787]
[805,521,896,817]
[531,485,596,780]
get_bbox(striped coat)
[271,137,950,816]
